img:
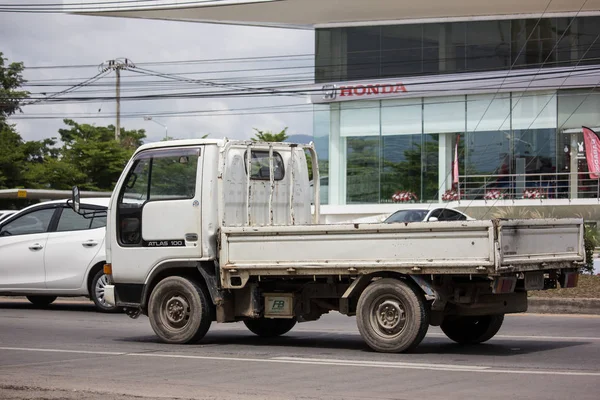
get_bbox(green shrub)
[583,225,598,275]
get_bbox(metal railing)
[457,172,600,200]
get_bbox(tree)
[251,127,288,142]
[0,124,27,189]
[0,52,29,123]
[54,119,146,191]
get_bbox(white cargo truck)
[71,139,585,353]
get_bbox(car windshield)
[384,209,429,223]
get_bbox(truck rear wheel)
[244,318,297,337]
[148,276,213,344]
[441,314,504,344]
[356,278,429,353]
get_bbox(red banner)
[582,126,600,179]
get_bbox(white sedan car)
[384,207,474,223]
[0,198,115,312]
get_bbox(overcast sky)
[1,9,314,143]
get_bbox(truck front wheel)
[441,314,504,344]
[148,276,213,344]
[244,318,297,337]
[356,278,429,353]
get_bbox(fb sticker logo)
[271,300,286,310]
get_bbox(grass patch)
[529,275,600,298]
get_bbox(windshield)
[384,209,428,223]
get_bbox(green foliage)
[0,52,29,122]
[251,127,289,142]
[583,225,598,275]
[55,119,146,191]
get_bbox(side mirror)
[428,217,439,222]
[72,186,81,213]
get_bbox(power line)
[10,89,600,121]
[10,65,600,106]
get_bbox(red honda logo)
[339,83,408,97]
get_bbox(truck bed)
[219,218,584,279]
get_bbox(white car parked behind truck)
[73,139,585,352]
[0,198,116,312]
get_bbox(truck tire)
[26,296,57,307]
[356,278,429,353]
[244,318,297,337]
[441,314,504,344]
[148,276,213,344]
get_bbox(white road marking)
[292,327,600,341]
[1,346,600,376]
[272,356,489,370]
[0,347,125,356]
[427,333,600,341]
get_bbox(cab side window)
[0,208,55,236]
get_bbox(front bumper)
[104,284,116,307]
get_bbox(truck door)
[111,146,203,284]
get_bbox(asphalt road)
[0,297,599,400]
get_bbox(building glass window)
[313,105,331,204]
[381,25,423,77]
[313,88,600,204]
[464,93,511,197]
[341,101,380,203]
[346,136,381,203]
[346,27,381,81]
[466,20,510,72]
[315,16,600,83]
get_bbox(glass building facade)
[316,17,600,83]
[313,17,600,205]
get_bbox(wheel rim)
[94,273,110,308]
[369,295,408,338]
[160,291,191,331]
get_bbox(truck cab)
[103,139,314,309]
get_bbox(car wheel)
[91,269,118,313]
[26,296,57,307]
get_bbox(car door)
[0,207,57,290]
[43,206,106,290]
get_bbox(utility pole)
[100,58,135,140]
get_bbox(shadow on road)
[0,300,97,313]
[116,329,587,357]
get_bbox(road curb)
[528,297,600,315]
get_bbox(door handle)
[82,240,99,247]
[29,243,43,251]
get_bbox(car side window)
[56,207,107,232]
[429,209,443,220]
[441,209,466,221]
[0,208,55,236]
[90,215,107,229]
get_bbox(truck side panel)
[220,221,496,286]
[497,218,584,267]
